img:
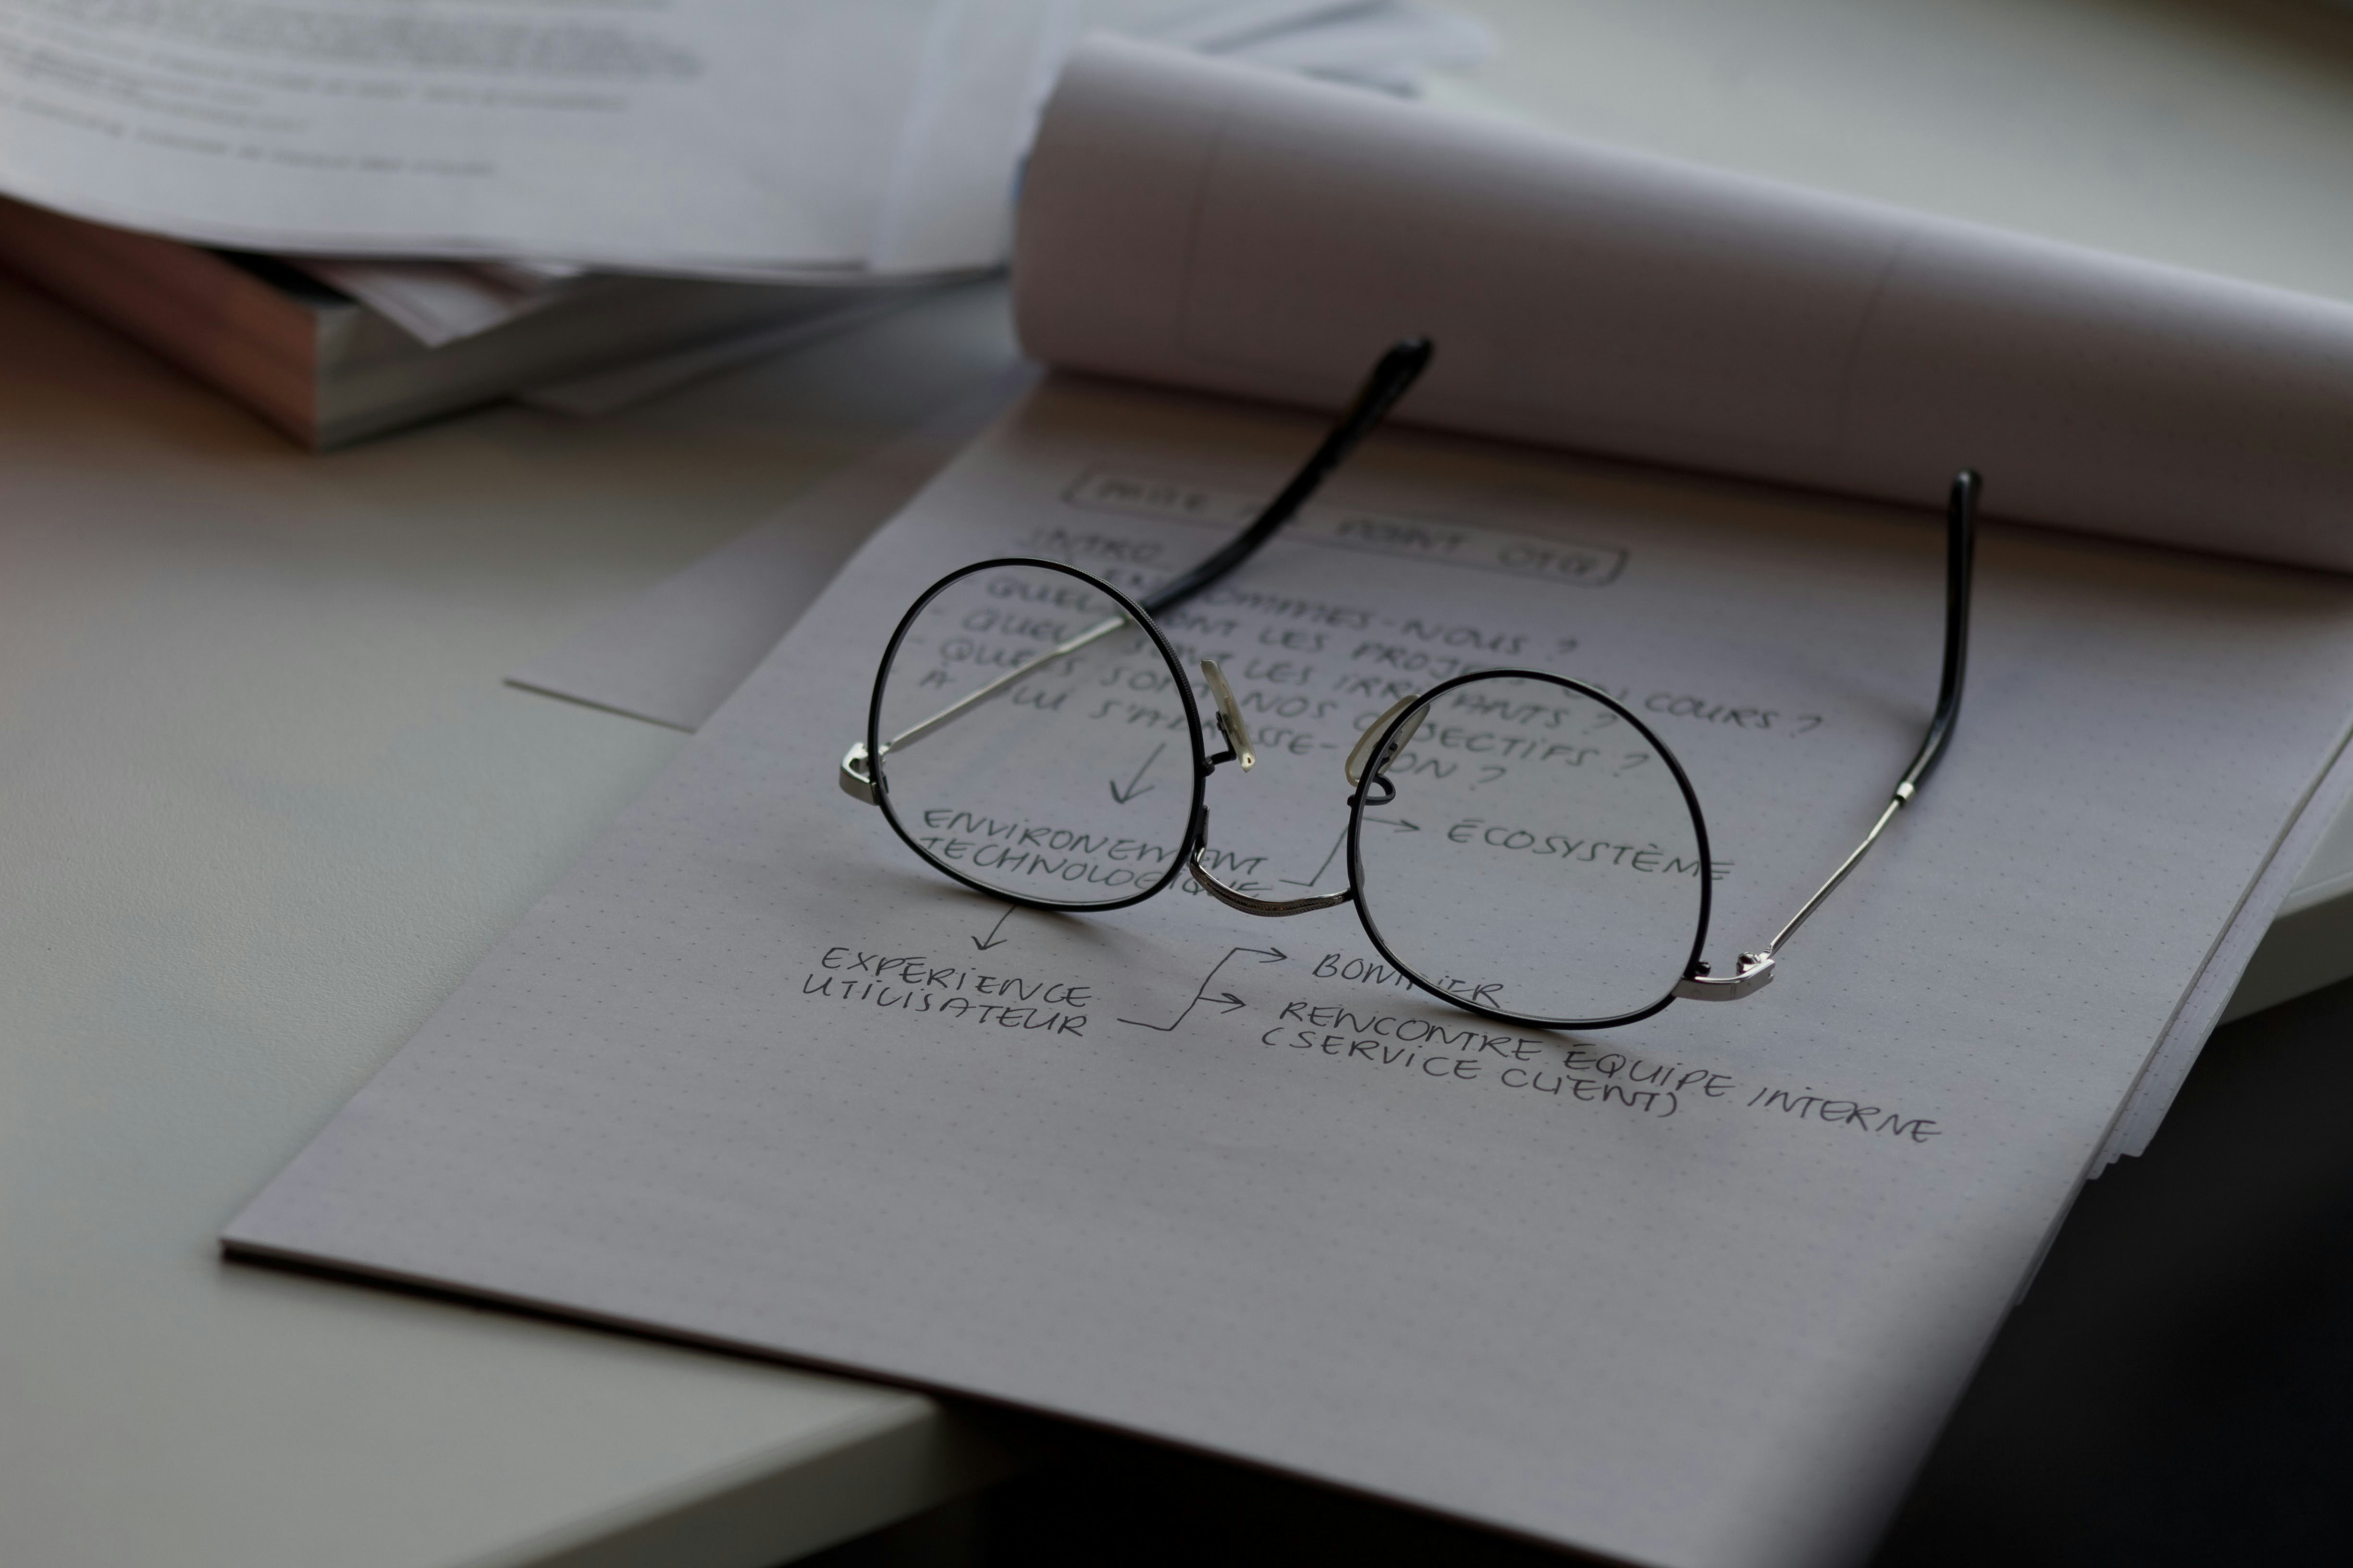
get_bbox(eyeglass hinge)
[1672,951,1776,1001]
[839,743,879,804]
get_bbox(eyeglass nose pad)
[1200,659,1256,770]
[1344,692,1427,786]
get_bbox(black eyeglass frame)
[865,558,1207,917]
[863,562,1721,1029]
[1340,667,1715,1030]
[842,336,1980,1030]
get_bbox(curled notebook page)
[1015,37,2353,570]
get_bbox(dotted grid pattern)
[229,382,2353,1568]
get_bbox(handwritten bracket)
[1118,944,1288,1032]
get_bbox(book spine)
[0,197,328,445]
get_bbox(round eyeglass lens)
[1350,672,1708,1025]
[872,561,1199,909]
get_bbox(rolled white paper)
[1016,37,2353,569]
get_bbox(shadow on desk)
[888,976,2353,1567]
[1874,971,2353,1567]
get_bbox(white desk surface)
[8,4,2353,1567]
[0,281,1020,1568]
[1444,0,2353,307]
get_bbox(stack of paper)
[0,2,1486,440]
[0,1,1490,310]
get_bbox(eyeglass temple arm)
[1139,337,1433,617]
[840,339,1433,803]
[1674,469,1979,1001]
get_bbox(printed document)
[0,0,950,268]
[0,4,1471,273]
[229,375,2353,1568]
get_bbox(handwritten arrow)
[971,903,1016,951]
[1108,741,1166,804]
[1282,832,1345,889]
[1280,815,1421,892]
[1120,945,1286,1031]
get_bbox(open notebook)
[228,42,2353,1568]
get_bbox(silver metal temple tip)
[839,743,878,804]
[1672,951,1775,1001]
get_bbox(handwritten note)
[1064,468,1630,585]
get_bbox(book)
[0,196,901,447]
[224,40,2353,1568]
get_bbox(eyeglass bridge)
[1185,664,1446,918]
[1188,660,1363,917]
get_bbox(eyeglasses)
[839,340,1979,1031]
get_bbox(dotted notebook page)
[230,378,2353,1568]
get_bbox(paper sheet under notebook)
[232,374,2353,1568]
